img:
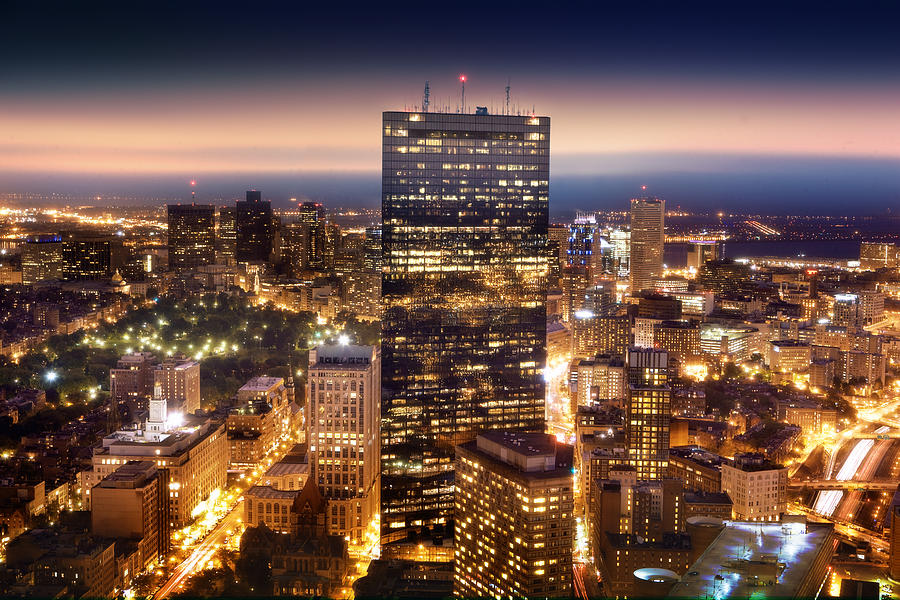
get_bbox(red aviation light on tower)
[190,179,196,186]
[459,74,466,82]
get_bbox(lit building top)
[100,396,207,456]
[309,344,376,370]
[469,431,573,475]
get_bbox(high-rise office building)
[298,201,325,224]
[860,241,898,271]
[110,352,158,410]
[21,235,64,284]
[381,110,549,552]
[455,432,573,598]
[545,227,564,287]
[217,206,237,263]
[626,347,672,480]
[686,240,721,270]
[307,344,381,544]
[236,190,274,262]
[630,197,665,293]
[59,232,128,280]
[363,227,382,272]
[609,229,631,277]
[153,357,201,415]
[167,204,216,271]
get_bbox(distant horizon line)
[1,197,899,221]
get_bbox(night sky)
[3,0,900,214]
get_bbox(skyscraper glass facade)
[236,190,274,262]
[630,197,665,293]
[381,111,549,551]
[166,204,216,271]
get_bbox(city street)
[154,503,244,599]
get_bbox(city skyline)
[4,3,900,599]
[3,1,900,213]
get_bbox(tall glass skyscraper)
[629,196,665,293]
[167,204,216,271]
[381,110,550,554]
[235,190,274,262]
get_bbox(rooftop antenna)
[459,74,466,113]
[423,80,430,113]
[505,78,510,115]
[190,179,197,203]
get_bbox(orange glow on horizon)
[2,79,899,174]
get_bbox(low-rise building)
[668,518,834,599]
[261,453,310,492]
[683,491,732,521]
[80,401,227,528]
[777,399,837,437]
[667,446,725,493]
[575,354,625,408]
[245,485,301,534]
[766,339,811,373]
[720,453,787,521]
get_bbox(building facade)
[626,347,672,480]
[153,357,201,415]
[90,461,170,569]
[110,352,158,409]
[629,197,665,293]
[307,344,381,544]
[455,432,573,599]
[381,110,549,550]
[80,401,227,527]
[167,204,216,271]
[235,190,274,262]
[720,453,787,521]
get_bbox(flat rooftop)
[265,461,309,477]
[478,431,557,456]
[769,339,810,347]
[670,445,727,469]
[239,377,284,392]
[98,460,157,487]
[668,521,834,599]
[246,485,301,500]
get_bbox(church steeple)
[285,351,296,405]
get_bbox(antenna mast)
[459,74,466,113]
[423,80,430,113]
[505,78,510,115]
